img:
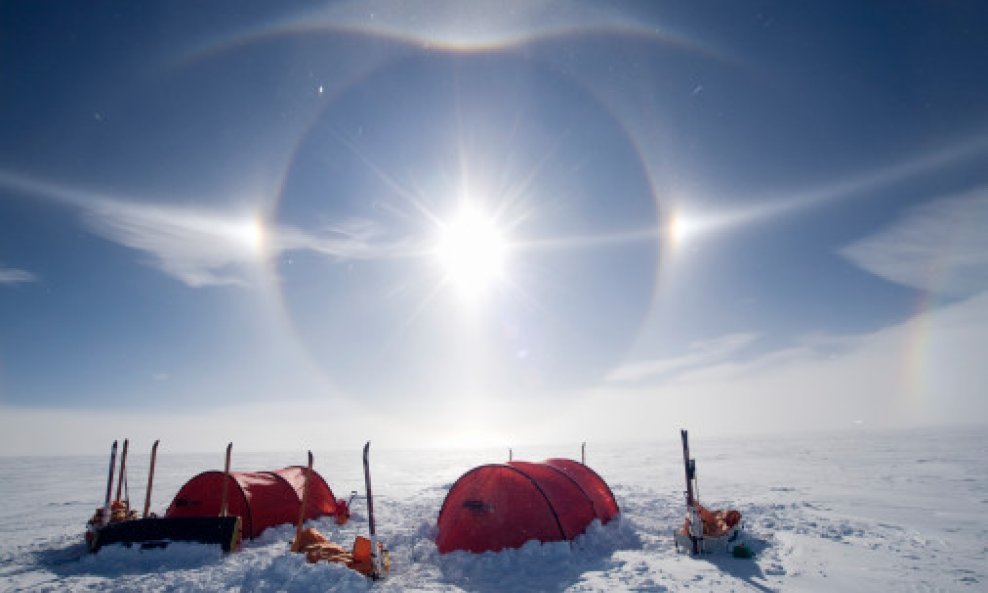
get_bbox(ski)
[220,442,232,518]
[101,441,118,527]
[674,429,746,556]
[115,438,129,506]
[143,439,159,518]
[292,450,314,553]
[363,441,384,579]
[681,429,700,554]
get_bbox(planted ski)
[362,441,387,579]
[681,429,700,554]
[115,438,129,504]
[101,441,118,527]
[292,450,314,553]
[143,440,159,518]
[220,442,232,518]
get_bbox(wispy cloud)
[840,189,988,296]
[548,291,988,440]
[673,131,988,242]
[606,332,759,383]
[0,266,37,285]
[274,217,428,261]
[0,169,265,287]
[0,169,426,288]
[82,200,264,287]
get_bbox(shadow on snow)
[697,532,777,593]
[436,518,643,593]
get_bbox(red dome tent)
[435,459,619,554]
[165,466,339,539]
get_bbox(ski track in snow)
[1,427,986,592]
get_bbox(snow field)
[1,427,985,592]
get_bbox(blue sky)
[2,1,987,454]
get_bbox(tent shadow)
[34,539,224,578]
[25,540,89,572]
[697,534,777,593]
[438,544,614,593]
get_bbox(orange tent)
[165,466,339,539]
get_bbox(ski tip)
[307,450,314,465]
[363,441,371,453]
[226,442,233,452]
[152,439,160,447]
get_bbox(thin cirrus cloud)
[672,130,988,244]
[840,189,988,297]
[606,332,760,384]
[0,266,37,285]
[0,169,422,288]
[612,189,988,390]
[81,200,266,287]
[0,170,262,287]
[81,202,428,287]
[273,218,428,262]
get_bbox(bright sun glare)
[435,204,507,300]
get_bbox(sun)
[434,203,508,300]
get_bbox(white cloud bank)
[542,290,988,442]
[3,290,986,455]
[0,401,379,456]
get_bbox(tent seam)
[502,464,568,541]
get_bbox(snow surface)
[1,427,986,592]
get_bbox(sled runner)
[87,515,242,552]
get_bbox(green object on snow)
[732,543,754,558]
